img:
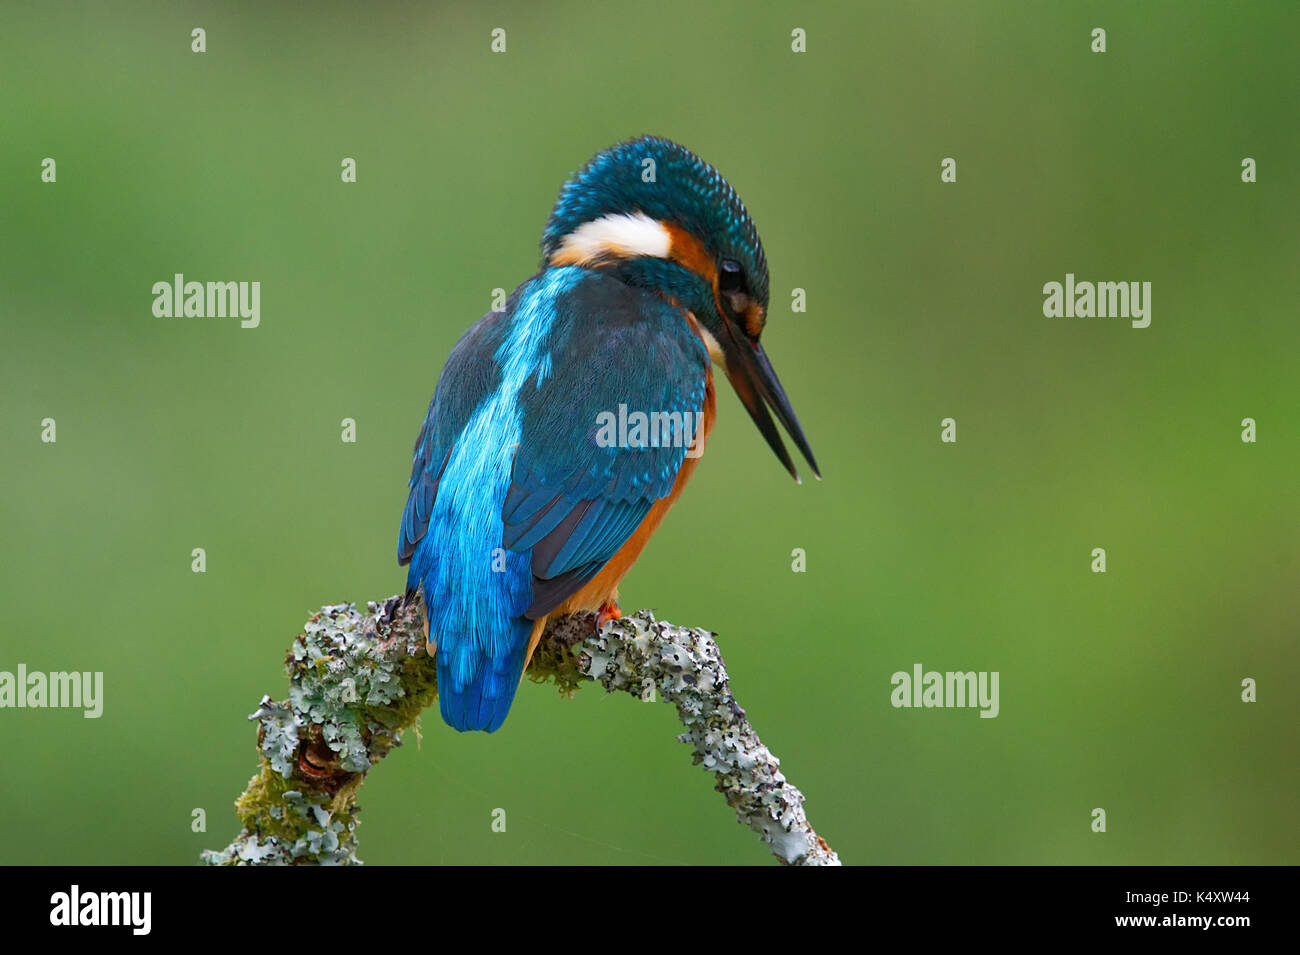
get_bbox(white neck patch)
[551,211,671,266]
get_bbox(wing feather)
[500,274,710,618]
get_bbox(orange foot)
[596,600,623,631]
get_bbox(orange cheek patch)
[664,223,717,286]
[665,224,765,339]
[548,246,588,267]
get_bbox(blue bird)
[398,136,818,732]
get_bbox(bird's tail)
[438,617,535,733]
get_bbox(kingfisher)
[398,135,818,732]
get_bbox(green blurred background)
[2,1,1296,865]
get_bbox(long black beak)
[718,315,820,483]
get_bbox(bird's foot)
[595,600,623,631]
[371,595,401,649]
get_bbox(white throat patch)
[551,211,671,266]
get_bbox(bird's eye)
[718,259,745,293]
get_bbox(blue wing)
[503,274,709,618]
[398,310,509,576]
[399,266,708,732]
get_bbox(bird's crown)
[541,135,769,306]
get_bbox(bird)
[398,135,818,732]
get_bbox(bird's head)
[541,135,819,482]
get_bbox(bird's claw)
[595,600,623,631]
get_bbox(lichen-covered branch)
[202,595,840,866]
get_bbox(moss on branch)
[202,595,839,866]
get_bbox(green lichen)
[204,595,837,865]
[205,597,600,865]
[203,598,430,866]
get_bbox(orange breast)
[552,369,716,616]
[520,305,720,675]
[521,373,715,677]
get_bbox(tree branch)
[201,596,840,866]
